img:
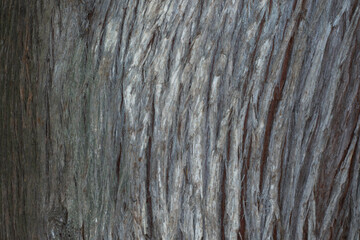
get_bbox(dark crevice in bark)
[45,18,55,205]
[165,152,171,209]
[259,34,295,192]
[144,29,159,68]
[81,221,85,240]
[291,0,298,13]
[145,95,155,238]
[145,135,154,238]
[226,112,232,161]
[272,222,278,240]
[303,211,308,240]
[242,101,250,152]
[262,37,275,94]
[165,30,177,82]
[278,135,287,204]
[116,143,122,186]
[45,89,52,205]
[220,158,227,240]
[268,0,273,17]
[239,137,252,240]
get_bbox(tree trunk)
[1,0,360,239]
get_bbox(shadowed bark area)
[1,0,360,239]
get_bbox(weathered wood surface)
[1,0,360,239]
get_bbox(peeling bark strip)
[1,0,360,239]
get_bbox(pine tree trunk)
[1,0,360,239]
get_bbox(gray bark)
[1,0,360,239]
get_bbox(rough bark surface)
[1,0,360,239]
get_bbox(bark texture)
[1,0,360,239]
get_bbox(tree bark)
[1,0,360,239]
